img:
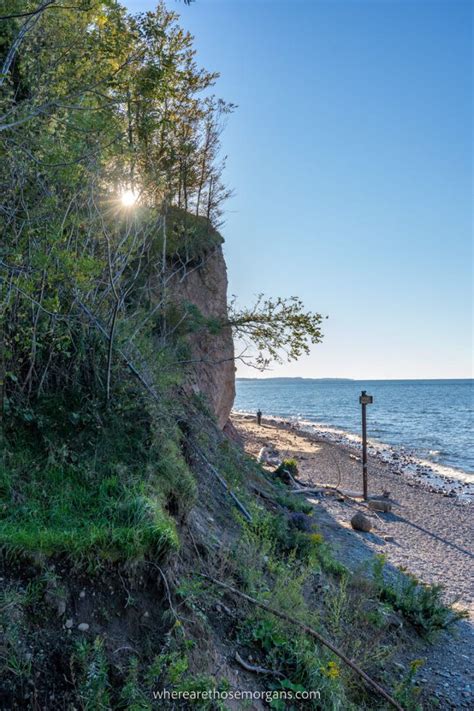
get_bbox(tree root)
[234,651,284,678]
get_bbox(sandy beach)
[232,412,474,709]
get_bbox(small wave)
[232,409,474,500]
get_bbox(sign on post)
[359,390,373,500]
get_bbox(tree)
[228,295,326,370]
[0,1,232,409]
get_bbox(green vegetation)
[372,555,467,638]
[228,296,325,369]
[0,456,178,566]
[73,637,111,710]
[274,458,299,484]
[0,394,195,568]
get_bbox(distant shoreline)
[236,377,474,382]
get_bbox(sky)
[125,0,473,380]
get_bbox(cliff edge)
[172,242,235,429]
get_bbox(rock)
[351,512,372,532]
[368,500,392,512]
[65,619,73,629]
[79,590,86,599]
[77,623,89,632]
[223,420,243,446]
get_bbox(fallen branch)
[200,574,404,711]
[191,445,253,523]
[288,483,362,504]
[235,651,284,679]
[284,470,306,490]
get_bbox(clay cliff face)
[171,245,235,429]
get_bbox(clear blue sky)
[125,0,472,379]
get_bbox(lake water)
[234,379,474,479]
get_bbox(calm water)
[234,379,474,476]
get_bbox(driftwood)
[200,574,404,711]
[289,487,325,495]
[234,651,284,678]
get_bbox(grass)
[0,397,192,569]
[0,459,178,567]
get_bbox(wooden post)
[359,390,373,500]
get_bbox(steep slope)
[171,243,235,429]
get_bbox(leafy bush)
[274,459,299,484]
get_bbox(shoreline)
[231,412,474,612]
[231,411,474,708]
[232,409,474,502]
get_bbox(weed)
[372,555,467,637]
[72,637,111,710]
[392,659,425,711]
[119,657,151,710]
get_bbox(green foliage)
[165,207,224,262]
[0,584,38,680]
[119,657,152,711]
[275,491,313,514]
[372,555,467,637]
[392,659,425,711]
[0,0,233,413]
[73,637,111,710]
[278,459,299,476]
[230,504,352,709]
[0,397,193,568]
[229,295,325,369]
[240,611,350,710]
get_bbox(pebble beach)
[232,412,474,708]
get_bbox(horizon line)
[236,376,474,381]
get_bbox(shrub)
[274,459,299,484]
[372,555,467,637]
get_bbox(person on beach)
[257,409,262,426]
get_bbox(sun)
[120,189,138,207]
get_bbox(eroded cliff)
[171,242,235,429]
